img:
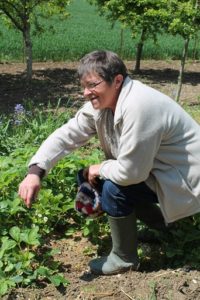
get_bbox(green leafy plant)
[1,101,200,296]
[0,101,104,296]
[161,214,200,268]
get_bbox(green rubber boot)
[89,211,140,275]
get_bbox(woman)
[18,50,200,275]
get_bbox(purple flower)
[13,104,26,126]
[14,104,25,114]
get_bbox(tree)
[166,0,200,102]
[90,0,200,102]
[0,0,70,81]
[89,0,169,73]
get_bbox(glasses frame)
[82,79,104,91]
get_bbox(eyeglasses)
[82,79,104,91]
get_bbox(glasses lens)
[82,80,104,91]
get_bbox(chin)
[91,102,101,109]
[92,106,100,110]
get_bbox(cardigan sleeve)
[28,102,96,174]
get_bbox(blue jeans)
[77,169,158,217]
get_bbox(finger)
[19,187,28,202]
[18,182,28,200]
[26,188,38,208]
[18,183,24,197]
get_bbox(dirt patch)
[1,60,200,299]
[0,60,200,115]
[4,234,200,300]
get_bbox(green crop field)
[0,0,199,62]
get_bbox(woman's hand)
[18,174,41,208]
[87,164,101,187]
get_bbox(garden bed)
[1,60,200,299]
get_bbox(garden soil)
[1,60,200,300]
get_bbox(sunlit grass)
[184,103,200,124]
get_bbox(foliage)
[88,0,200,90]
[89,0,169,71]
[166,0,200,38]
[0,0,71,80]
[0,0,70,32]
[164,0,200,101]
[1,101,200,296]
[89,0,169,40]
[0,0,199,62]
[0,102,103,296]
[160,214,200,268]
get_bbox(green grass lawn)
[0,0,199,62]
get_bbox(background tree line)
[0,0,200,101]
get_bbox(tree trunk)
[175,37,189,103]
[134,28,146,73]
[23,23,32,82]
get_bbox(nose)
[83,87,92,97]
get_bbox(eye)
[81,80,104,91]
[87,83,96,89]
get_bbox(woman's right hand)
[18,174,41,208]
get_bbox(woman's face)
[80,72,123,111]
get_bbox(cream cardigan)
[29,77,200,223]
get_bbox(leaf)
[27,227,40,245]
[1,237,17,252]
[20,227,40,246]
[0,237,17,259]
[0,278,15,295]
[0,201,9,210]
[49,274,69,287]
[15,262,22,271]
[0,282,8,296]
[48,248,61,256]
[9,198,26,214]
[36,266,52,277]
[4,263,14,273]
[83,227,90,236]
[9,226,21,242]
[10,275,23,283]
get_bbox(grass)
[0,0,199,62]
[184,103,200,123]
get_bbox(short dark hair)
[77,50,127,84]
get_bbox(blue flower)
[13,104,26,126]
[14,104,25,114]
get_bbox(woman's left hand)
[87,164,101,187]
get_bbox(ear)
[114,74,124,89]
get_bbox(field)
[1,59,200,299]
[0,0,200,62]
[1,0,200,299]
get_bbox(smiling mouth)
[90,96,98,102]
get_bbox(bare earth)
[0,60,200,114]
[1,60,200,300]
